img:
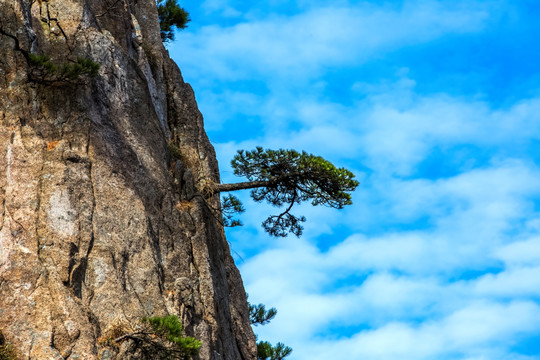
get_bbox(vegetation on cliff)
[216,147,359,236]
[28,54,100,84]
[98,316,201,359]
[0,344,17,360]
[249,302,292,360]
[257,341,292,360]
[157,0,191,42]
[0,333,18,360]
[249,303,277,327]
[0,21,100,85]
[140,316,201,359]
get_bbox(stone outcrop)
[0,1,256,359]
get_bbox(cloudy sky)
[168,1,540,359]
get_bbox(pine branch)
[214,180,272,193]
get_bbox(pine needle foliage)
[249,303,277,326]
[141,316,201,359]
[257,341,292,360]
[221,194,245,227]
[215,147,359,236]
[247,300,292,360]
[157,0,190,42]
[0,344,17,360]
[28,54,100,84]
[28,54,57,72]
[0,332,17,360]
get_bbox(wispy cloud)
[236,131,540,360]
[175,1,492,81]
[299,301,540,360]
[213,81,540,175]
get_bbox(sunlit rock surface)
[0,1,256,358]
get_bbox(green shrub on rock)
[98,315,200,360]
[28,54,100,84]
[0,333,18,360]
[141,316,201,359]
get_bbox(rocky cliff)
[0,1,256,359]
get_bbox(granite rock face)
[0,1,256,359]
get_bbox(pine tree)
[157,0,190,42]
[216,147,359,236]
[98,315,201,359]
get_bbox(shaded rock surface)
[0,0,256,359]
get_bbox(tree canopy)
[215,147,359,237]
[157,0,190,42]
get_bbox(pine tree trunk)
[214,180,271,193]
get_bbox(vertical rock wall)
[0,0,256,359]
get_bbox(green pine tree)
[215,147,359,236]
[157,0,190,42]
[28,54,100,84]
[141,316,201,359]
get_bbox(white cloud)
[209,79,540,179]
[472,267,540,298]
[269,301,540,360]
[201,0,242,17]
[359,96,540,175]
[495,237,540,267]
[239,157,540,359]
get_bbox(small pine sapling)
[257,341,292,360]
[141,316,201,359]
[28,54,100,84]
[98,315,201,360]
[157,0,190,42]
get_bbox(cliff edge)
[0,0,256,359]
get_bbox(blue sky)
[168,1,540,359]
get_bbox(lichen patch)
[47,190,77,236]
